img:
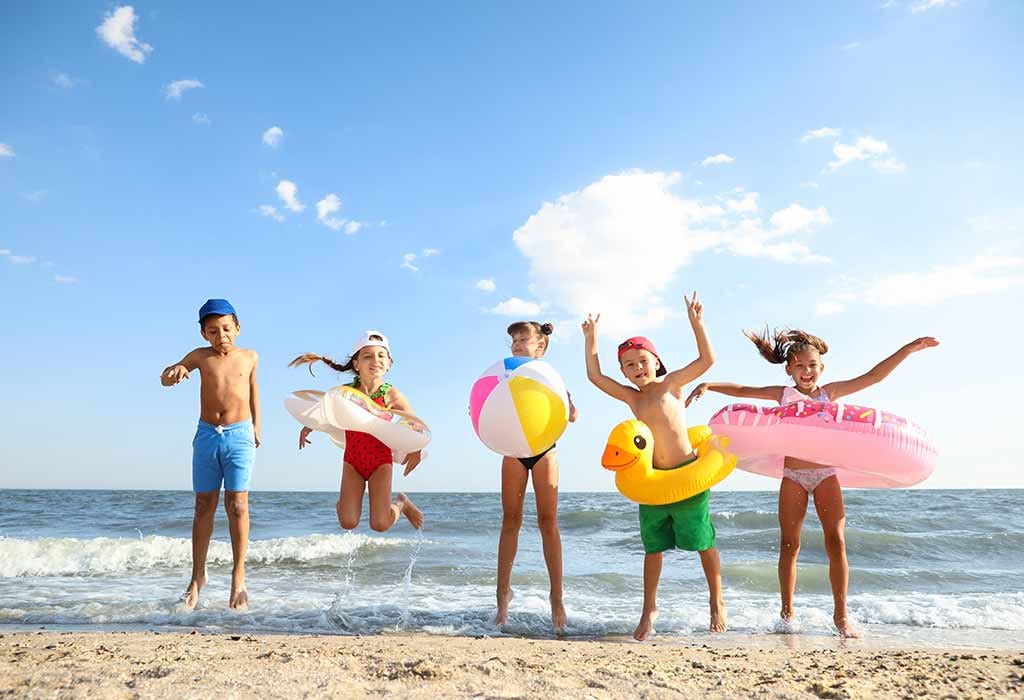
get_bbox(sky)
[2,1,1023,492]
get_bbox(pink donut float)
[707,400,937,487]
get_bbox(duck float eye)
[633,435,647,450]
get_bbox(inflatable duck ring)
[601,420,737,505]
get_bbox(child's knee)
[780,535,801,555]
[338,513,360,530]
[368,515,393,532]
[224,496,249,520]
[501,510,524,531]
[536,511,559,535]
[194,493,218,518]
[823,530,846,554]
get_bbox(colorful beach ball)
[469,357,569,459]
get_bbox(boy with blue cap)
[160,299,260,610]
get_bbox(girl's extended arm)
[385,387,425,475]
[664,293,715,390]
[685,382,784,407]
[822,336,939,401]
[582,314,636,403]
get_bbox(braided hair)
[744,326,828,365]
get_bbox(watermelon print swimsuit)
[344,381,395,480]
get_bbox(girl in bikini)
[686,327,937,637]
[495,321,577,633]
[290,331,424,531]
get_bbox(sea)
[1,489,1022,649]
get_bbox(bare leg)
[532,451,566,633]
[337,463,366,530]
[699,547,727,632]
[633,552,662,641]
[778,477,809,623]
[496,457,528,626]
[224,490,249,610]
[184,490,219,610]
[813,476,859,638]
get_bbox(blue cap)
[198,298,237,324]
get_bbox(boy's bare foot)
[550,595,567,634]
[495,588,513,626]
[396,493,423,529]
[633,608,658,641]
[181,575,206,610]
[780,605,795,623]
[230,587,249,611]
[834,613,860,638]
[710,598,728,632]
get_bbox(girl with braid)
[290,331,424,532]
[686,327,938,637]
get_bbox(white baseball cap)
[351,330,391,357]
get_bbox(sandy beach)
[1,631,1021,699]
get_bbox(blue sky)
[2,1,1022,492]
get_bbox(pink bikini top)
[781,385,829,405]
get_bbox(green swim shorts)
[638,488,716,554]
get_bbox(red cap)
[617,336,668,376]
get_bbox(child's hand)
[685,292,703,324]
[905,337,939,353]
[298,427,313,449]
[254,431,261,448]
[581,313,601,340]
[402,450,422,476]
[685,383,708,407]
[162,364,190,385]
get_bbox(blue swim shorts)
[191,420,255,493]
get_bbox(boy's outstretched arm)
[823,336,939,401]
[160,350,199,386]
[663,292,715,390]
[686,382,785,407]
[582,313,635,402]
[249,351,261,447]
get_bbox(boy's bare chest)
[199,353,250,384]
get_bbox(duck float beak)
[601,420,650,472]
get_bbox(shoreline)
[2,631,1021,699]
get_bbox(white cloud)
[54,275,78,284]
[256,204,284,223]
[8,255,36,264]
[262,126,284,148]
[815,300,846,316]
[192,113,211,125]
[21,190,47,204]
[0,249,8,255]
[828,136,891,171]
[769,204,831,235]
[344,221,362,235]
[843,42,860,50]
[423,248,439,257]
[0,143,14,158]
[486,297,543,317]
[725,191,759,215]
[801,127,841,142]
[873,157,908,173]
[700,153,734,167]
[96,7,152,63]
[276,180,304,213]
[802,181,820,189]
[401,253,419,272]
[164,79,204,100]
[911,0,955,12]
[50,72,76,89]
[316,193,344,230]
[476,278,497,292]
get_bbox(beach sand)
[2,631,1021,699]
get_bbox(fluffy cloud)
[316,193,344,230]
[164,79,204,100]
[0,143,14,158]
[257,204,284,223]
[769,204,831,235]
[54,275,78,284]
[873,157,907,173]
[262,126,284,148]
[725,190,759,215]
[192,113,211,125]
[700,153,734,166]
[827,136,906,172]
[96,6,152,63]
[50,72,76,89]
[476,278,497,292]
[423,248,439,257]
[344,221,362,235]
[486,297,543,317]
[801,127,841,142]
[911,0,955,12]
[401,253,419,272]
[276,180,304,213]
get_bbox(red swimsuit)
[343,383,394,480]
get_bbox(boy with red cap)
[581,292,725,640]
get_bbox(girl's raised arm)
[822,337,938,401]
[685,382,784,407]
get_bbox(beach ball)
[469,357,569,459]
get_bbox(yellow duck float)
[601,420,737,505]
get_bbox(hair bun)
[540,322,554,335]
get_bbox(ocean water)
[1,489,1022,649]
